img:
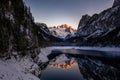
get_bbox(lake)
[39,46,120,80]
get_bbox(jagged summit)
[49,24,76,38]
[113,0,120,7]
[77,14,91,30]
[49,24,76,31]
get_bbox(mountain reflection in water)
[39,47,120,80]
[49,60,77,69]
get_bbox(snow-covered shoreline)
[0,46,120,80]
[38,46,120,62]
[40,46,120,52]
[0,56,40,80]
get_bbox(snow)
[50,54,70,64]
[38,25,51,36]
[5,11,14,23]
[49,27,75,38]
[20,25,24,32]
[39,46,120,58]
[38,47,54,62]
[38,53,49,62]
[1,46,119,80]
[0,56,40,80]
[101,27,116,37]
[85,30,103,39]
[78,46,120,52]
[40,46,120,52]
[38,46,75,62]
[8,0,12,6]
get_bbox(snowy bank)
[0,56,40,80]
[38,46,120,62]
[39,46,120,53]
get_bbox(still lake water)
[39,46,120,80]
[40,61,83,80]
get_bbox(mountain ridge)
[66,0,120,46]
[49,24,76,31]
[49,24,76,38]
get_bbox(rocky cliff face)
[75,0,120,46]
[77,14,91,30]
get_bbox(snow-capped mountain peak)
[49,24,76,38]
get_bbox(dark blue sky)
[24,0,114,28]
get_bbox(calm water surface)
[39,46,120,80]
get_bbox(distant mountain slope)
[68,0,120,46]
[49,24,76,38]
[36,23,63,42]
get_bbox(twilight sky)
[24,0,114,29]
